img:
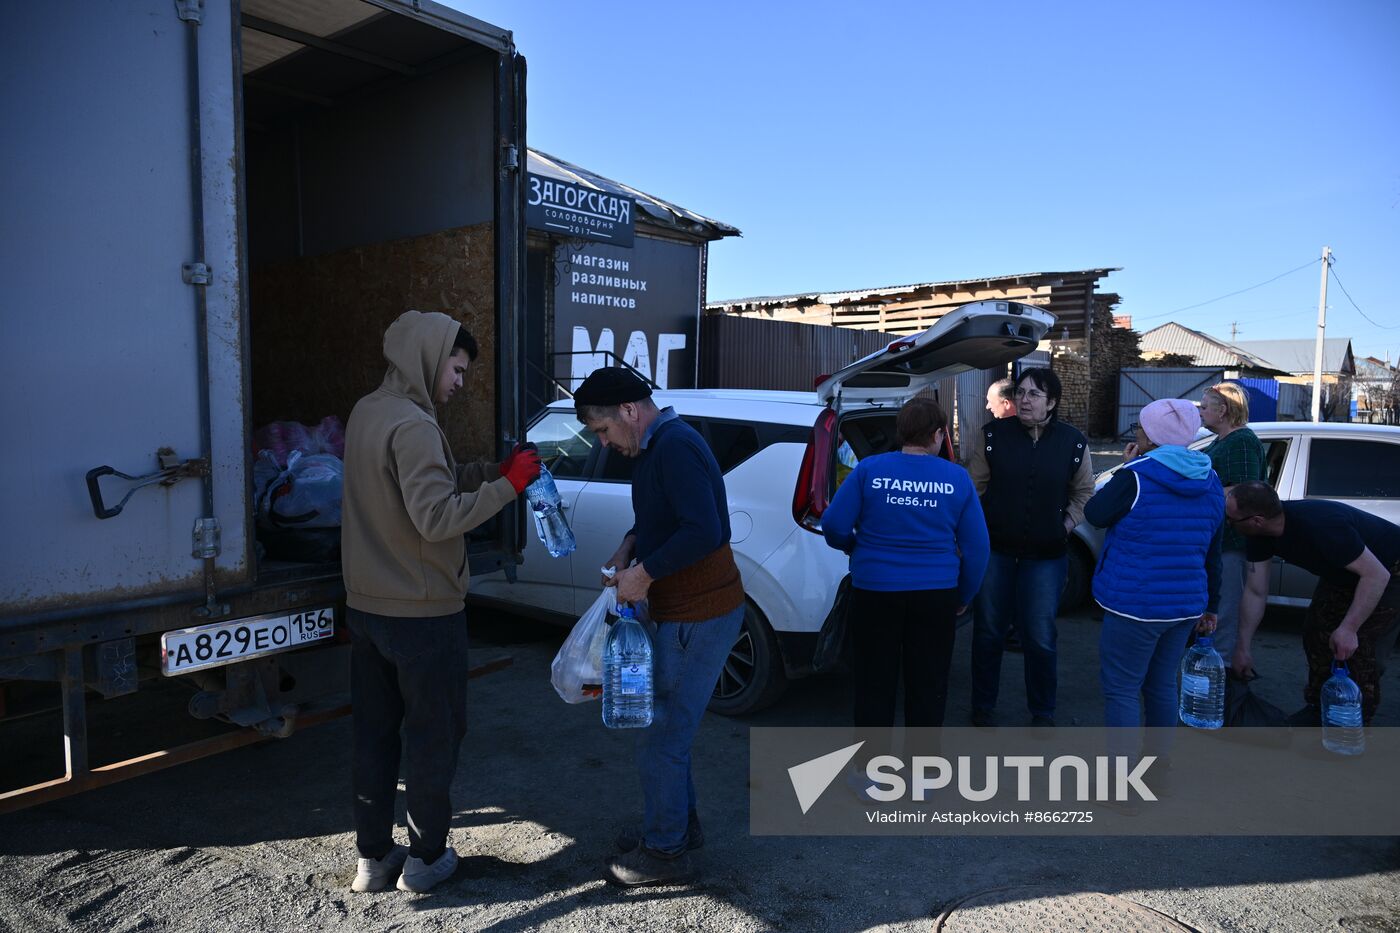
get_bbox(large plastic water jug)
[603,605,653,729]
[1179,635,1225,730]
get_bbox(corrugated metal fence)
[1237,377,1279,421]
[1116,367,1224,440]
[698,314,890,392]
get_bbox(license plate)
[161,607,335,675]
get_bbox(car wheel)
[1062,542,1091,611]
[708,601,788,717]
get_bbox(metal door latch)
[86,447,210,520]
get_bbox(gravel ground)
[1,605,1398,933]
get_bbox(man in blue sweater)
[574,367,745,888]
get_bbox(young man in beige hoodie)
[341,310,540,894]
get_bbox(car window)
[1261,438,1289,488]
[596,416,763,482]
[596,417,706,482]
[526,410,596,480]
[598,446,636,482]
[705,420,762,473]
[1306,439,1400,499]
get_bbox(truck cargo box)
[0,0,527,807]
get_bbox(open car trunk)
[794,300,1054,531]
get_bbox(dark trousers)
[850,586,959,731]
[349,607,469,862]
[1302,576,1400,723]
[971,552,1065,719]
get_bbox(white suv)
[471,301,1054,713]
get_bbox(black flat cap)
[574,367,652,406]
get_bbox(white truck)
[0,0,528,810]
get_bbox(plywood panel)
[250,222,497,461]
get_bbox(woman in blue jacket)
[1086,398,1223,740]
[823,394,991,731]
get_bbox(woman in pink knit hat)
[1085,398,1224,747]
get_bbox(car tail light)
[792,408,837,533]
[885,337,917,354]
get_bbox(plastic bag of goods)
[252,421,314,468]
[551,587,616,704]
[254,449,344,529]
[310,416,346,459]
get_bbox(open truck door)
[1,0,251,622]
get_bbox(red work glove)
[500,446,541,494]
[498,442,537,477]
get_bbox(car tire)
[708,600,788,717]
[1062,542,1091,611]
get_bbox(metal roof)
[708,268,1120,309]
[528,150,741,242]
[1138,322,1285,372]
[1235,339,1355,375]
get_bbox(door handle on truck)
[85,448,209,520]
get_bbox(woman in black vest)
[964,368,1094,727]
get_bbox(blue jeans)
[1100,611,1195,759]
[971,552,1065,719]
[638,604,745,855]
[1212,549,1248,665]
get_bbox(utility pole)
[1311,246,1332,422]
[1229,321,1240,341]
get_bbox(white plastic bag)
[551,587,614,704]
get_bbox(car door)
[473,408,596,614]
[567,433,642,616]
[1285,432,1400,600]
[566,413,716,615]
[795,300,1055,530]
[1248,430,1302,601]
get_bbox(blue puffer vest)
[1092,457,1224,621]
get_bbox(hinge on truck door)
[174,0,203,24]
[193,517,222,559]
[182,261,210,285]
[502,144,520,172]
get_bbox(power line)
[1135,258,1322,323]
[1329,264,1399,330]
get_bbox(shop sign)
[527,174,635,247]
[555,237,698,390]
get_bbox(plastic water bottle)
[603,605,653,729]
[524,466,576,558]
[1321,661,1365,756]
[1179,635,1225,729]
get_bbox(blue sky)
[448,0,1400,363]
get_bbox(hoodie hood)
[380,310,459,414]
[1143,445,1215,484]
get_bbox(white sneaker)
[351,844,408,893]
[396,848,458,893]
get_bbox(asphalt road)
[1,603,1397,933]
